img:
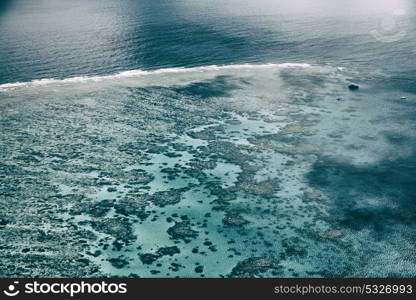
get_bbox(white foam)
[0,63,311,92]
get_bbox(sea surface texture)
[0,0,416,277]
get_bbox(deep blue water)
[0,0,415,86]
[1,0,416,278]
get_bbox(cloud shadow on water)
[306,150,416,234]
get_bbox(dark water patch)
[280,70,327,90]
[0,0,13,18]
[108,257,129,269]
[306,152,416,232]
[369,74,416,94]
[382,131,414,146]
[139,246,180,265]
[173,75,242,99]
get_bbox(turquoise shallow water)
[0,0,416,277]
[1,64,415,277]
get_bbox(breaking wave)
[0,63,311,91]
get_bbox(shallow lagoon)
[1,64,415,277]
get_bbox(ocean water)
[0,0,416,277]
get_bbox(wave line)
[0,63,311,91]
